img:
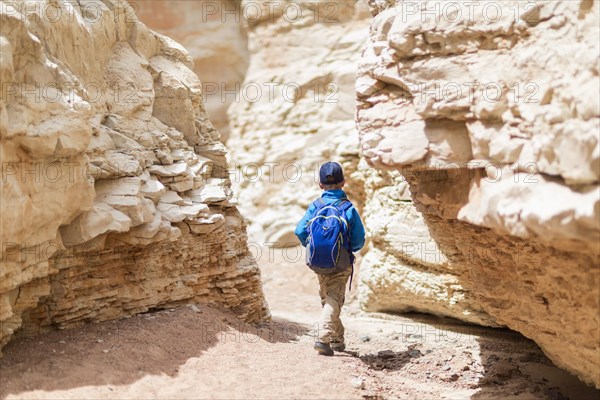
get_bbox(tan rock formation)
[356,0,600,387]
[227,0,371,245]
[357,163,497,326]
[0,0,268,352]
[134,0,250,140]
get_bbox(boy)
[294,161,366,356]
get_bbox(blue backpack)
[306,198,355,275]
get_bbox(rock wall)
[226,0,371,245]
[134,0,249,141]
[356,0,599,387]
[0,0,268,352]
[357,164,497,326]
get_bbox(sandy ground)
[1,247,599,399]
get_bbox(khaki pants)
[317,267,352,344]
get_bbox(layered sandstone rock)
[357,163,497,326]
[357,0,599,387]
[134,0,249,140]
[0,0,268,352]
[227,0,371,245]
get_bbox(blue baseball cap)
[319,162,344,184]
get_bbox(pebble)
[102,349,109,353]
[409,350,422,357]
[378,350,395,359]
[442,365,451,371]
[187,304,201,313]
[351,376,366,389]
[360,336,371,342]
[373,361,385,369]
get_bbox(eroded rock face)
[227,0,371,245]
[357,0,599,387]
[0,0,268,352]
[357,163,498,326]
[134,0,250,141]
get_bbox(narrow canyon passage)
[1,250,598,399]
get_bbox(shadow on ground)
[352,345,423,372]
[474,335,600,400]
[0,304,309,398]
[359,311,600,400]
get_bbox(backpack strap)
[331,199,355,292]
[311,198,327,214]
[349,263,354,292]
[335,199,353,212]
[309,198,328,223]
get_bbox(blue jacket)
[295,190,366,252]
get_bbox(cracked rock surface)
[0,0,268,352]
[226,0,372,245]
[356,0,599,388]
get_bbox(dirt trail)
[1,248,598,399]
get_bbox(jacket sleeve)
[294,203,316,247]
[347,207,366,252]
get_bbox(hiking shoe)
[331,342,346,352]
[314,342,334,356]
